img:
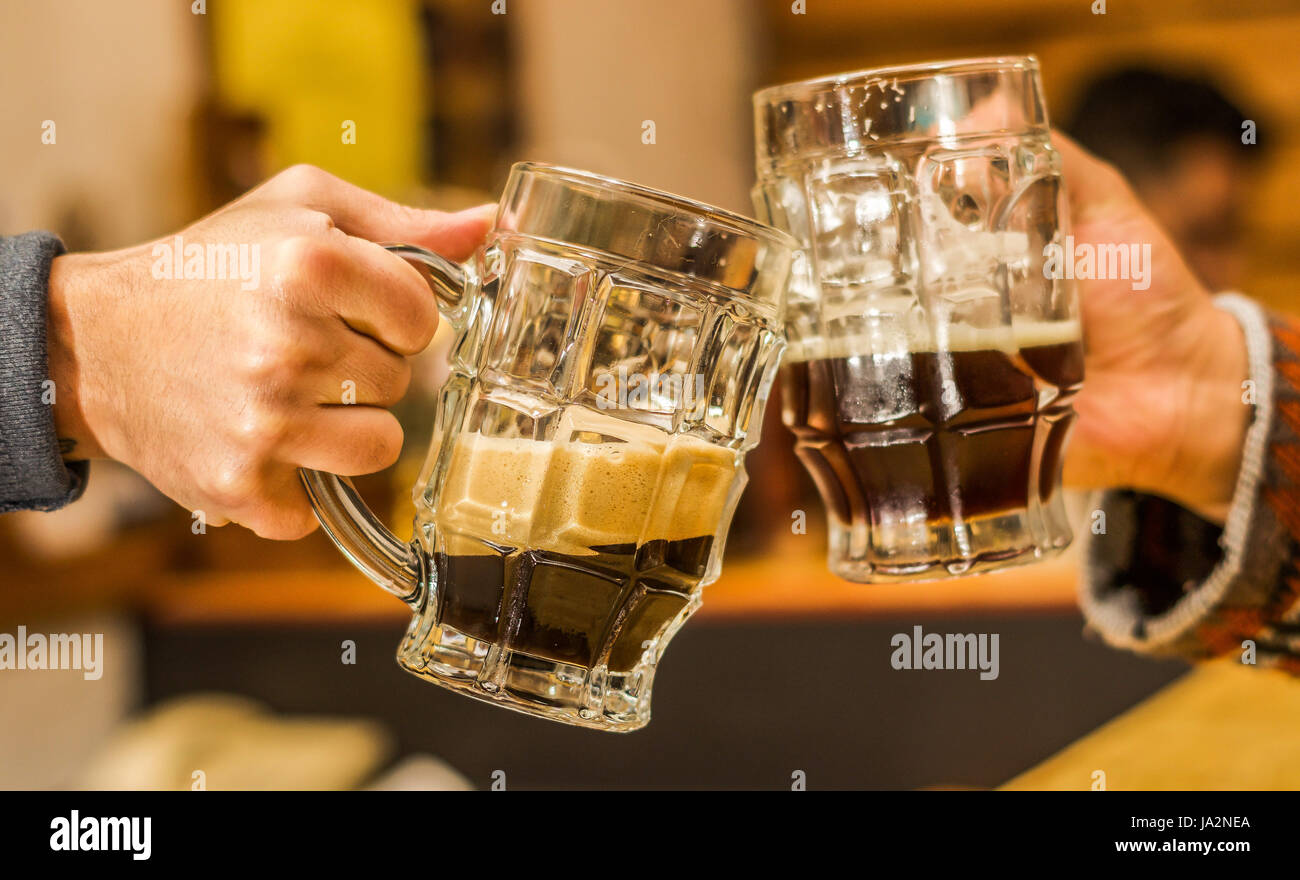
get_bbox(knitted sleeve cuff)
[0,231,89,513]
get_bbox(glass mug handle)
[299,242,473,606]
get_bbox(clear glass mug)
[302,163,794,731]
[752,56,1084,583]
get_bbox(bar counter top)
[1003,659,1300,790]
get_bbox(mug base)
[826,504,1073,584]
[395,620,657,732]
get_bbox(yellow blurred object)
[211,0,424,195]
[1002,660,1300,790]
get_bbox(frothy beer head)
[435,432,740,556]
[786,316,1082,362]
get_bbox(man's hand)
[45,164,493,539]
[1057,135,1251,522]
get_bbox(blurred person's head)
[1064,66,1268,291]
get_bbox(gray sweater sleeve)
[0,231,89,512]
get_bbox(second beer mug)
[753,56,1084,582]
[303,163,793,730]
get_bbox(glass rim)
[753,54,1040,106]
[509,161,799,252]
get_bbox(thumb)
[268,165,495,260]
[1054,133,1139,227]
[390,202,496,261]
[336,198,495,262]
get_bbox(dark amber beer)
[429,431,734,675]
[779,320,1082,579]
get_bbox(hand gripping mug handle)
[299,243,472,607]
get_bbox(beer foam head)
[435,432,739,556]
[786,317,1082,362]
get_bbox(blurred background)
[1,0,1296,789]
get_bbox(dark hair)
[1063,66,1267,178]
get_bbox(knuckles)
[273,234,343,288]
[239,334,312,390]
[273,163,330,200]
[196,461,264,512]
[196,409,293,509]
[231,404,292,458]
[296,209,336,236]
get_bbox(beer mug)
[752,56,1084,582]
[303,163,794,730]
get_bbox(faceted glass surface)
[754,58,1083,582]
[403,237,784,730]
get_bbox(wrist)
[1163,304,1251,523]
[46,252,106,460]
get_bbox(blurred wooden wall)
[760,0,1300,313]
